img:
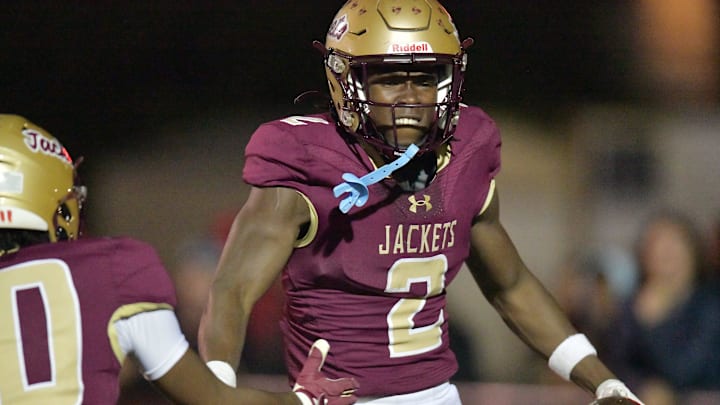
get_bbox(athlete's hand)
[593,379,644,405]
[293,339,359,405]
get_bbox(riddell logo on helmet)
[388,42,433,53]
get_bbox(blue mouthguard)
[333,144,420,214]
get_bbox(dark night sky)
[1,1,634,160]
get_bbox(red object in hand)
[293,339,359,405]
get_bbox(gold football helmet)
[321,0,472,158]
[0,114,86,241]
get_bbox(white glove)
[596,379,644,405]
[293,339,358,405]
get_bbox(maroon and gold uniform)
[200,1,645,402]
[0,237,176,404]
[243,105,501,396]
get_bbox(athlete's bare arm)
[199,185,310,369]
[140,350,301,405]
[465,186,617,393]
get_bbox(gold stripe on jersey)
[295,191,319,248]
[107,302,173,364]
[478,179,496,216]
[435,142,452,173]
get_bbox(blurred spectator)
[607,209,720,397]
[553,247,637,359]
[536,247,637,387]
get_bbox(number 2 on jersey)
[385,254,447,358]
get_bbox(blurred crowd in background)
[3,1,719,404]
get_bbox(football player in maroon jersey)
[0,114,357,405]
[199,1,642,404]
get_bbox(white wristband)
[548,333,597,381]
[206,360,237,388]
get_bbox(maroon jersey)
[0,237,176,404]
[243,106,501,396]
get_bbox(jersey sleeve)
[111,309,189,380]
[479,118,502,215]
[454,106,502,216]
[243,121,310,188]
[103,238,181,369]
[481,112,502,181]
[109,238,177,308]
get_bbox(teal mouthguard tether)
[333,144,420,214]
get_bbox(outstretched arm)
[151,349,302,405]
[120,332,357,404]
[198,186,310,379]
[154,340,357,405]
[114,307,301,404]
[466,185,641,402]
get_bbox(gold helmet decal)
[0,114,86,241]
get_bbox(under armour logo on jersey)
[408,195,432,213]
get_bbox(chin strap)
[333,144,419,214]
